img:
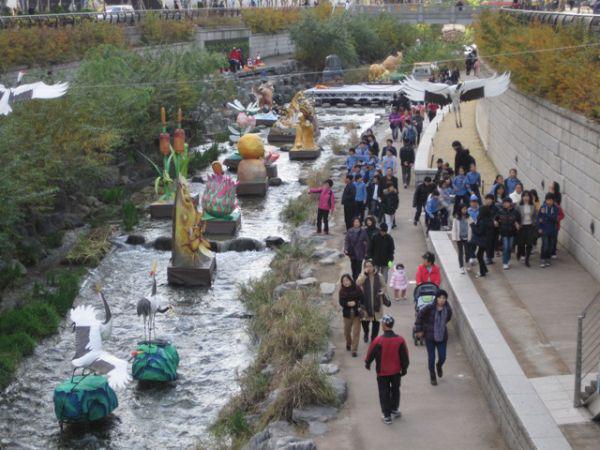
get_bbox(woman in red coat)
[415,251,441,287]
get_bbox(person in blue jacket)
[345,148,359,172]
[354,174,368,221]
[425,190,441,233]
[452,166,469,215]
[537,193,559,268]
[505,168,522,195]
[466,162,481,201]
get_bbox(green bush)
[0,332,36,358]
[100,187,125,205]
[140,14,196,45]
[122,201,140,232]
[0,302,60,339]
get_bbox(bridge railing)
[500,7,600,33]
[0,7,246,29]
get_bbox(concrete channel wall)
[428,231,572,450]
[249,32,295,58]
[476,87,600,282]
[414,105,448,185]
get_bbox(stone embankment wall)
[476,87,600,282]
[249,32,295,57]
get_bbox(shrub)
[100,187,125,205]
[64,227,112,267]
[0,302,60,339]
[140,14,196,45]
[0,22,127,71]
[122,201,140,232]
[241,8,301,34]
[0,332,36,358]
[474,11,600,121]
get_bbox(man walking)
[368,223,395,281]
[399,142,415,189]
[342,174,356,230]
[365,314,410,425]
[413,176,435,226]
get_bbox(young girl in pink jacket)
[389,263,409,302]
[309,179,335,234]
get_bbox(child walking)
[389,263,409,302]
[308,179,335,234]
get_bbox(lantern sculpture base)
[149,194,198,220]
[203,209,241,236]
[54,375,118,424]
[167,257,216,287]
[255,113,278,127]
[266,164,278,179]
[149,201,174,220]
[132,340,179,382]
[237,180,268,197]
[223,152,243,172]
[268,128,296,144]
[288,148,322,160]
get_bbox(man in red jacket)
[365,314,410,425]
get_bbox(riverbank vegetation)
[475,11,600,121]
[211,199,336,448]
[0,268,83,389]
[290,10,469,72]
[0,45,231,300]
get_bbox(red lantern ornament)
[159,132,171,156]
[173,128,185,154]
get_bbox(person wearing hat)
[415,289,453,386]
[365,314,410,425]
[494,197,521,270]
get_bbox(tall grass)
[63,226,112,267]
[0,268,82,389]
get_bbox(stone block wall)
[249,32,295,58]
[476,87,600,282]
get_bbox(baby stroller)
[412,282,438,345]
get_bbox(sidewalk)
[315,122,505,449]
[431,99,600,448]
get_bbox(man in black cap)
[365,314,410,425]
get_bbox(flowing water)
[0,107,383,450]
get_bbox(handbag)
[379,291,391,307]
[357,306,367,320]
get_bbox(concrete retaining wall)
[429,231,571,450]
[414,105,448,185]
[476,87,600,282]
[250,32,294,58]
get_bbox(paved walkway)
[431,99,600,448]
[315,121,505,450]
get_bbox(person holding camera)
[365,314,410,425]
[356,259,389,343]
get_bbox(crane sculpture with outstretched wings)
[399,72,510,128]
[0,80,69,116]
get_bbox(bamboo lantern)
[173,108,185,154]
[159,107,171,156]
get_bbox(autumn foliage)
[474,11,600,121]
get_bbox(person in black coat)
[494,198,521,269]
[399,143,415,188]
[415,289,453,385]
[452,141,475,174]
[342,174,356,230]
[368,223,395,282]
[339,274,365,356]
[413,176,435,225]
[470,206,492,277]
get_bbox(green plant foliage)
[100,187,126,205]
[0,332,36,358]
[474,11,600,121]
[122,201,140,232]
[140,14,196,45]
[241,7,302,34]
[188,143,222,174]
[0,302,60,339]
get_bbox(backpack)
[404,126,416,143]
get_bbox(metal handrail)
[574,292,600,407]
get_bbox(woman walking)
[451,203,471,274]
[517,191,537,267]
[471,205,492,278]
[415,289,453,386]
[381,180,399,232]
[357,260,387,343]
[339,274,365,357]
[415,251,441,287]
[344,217,369,281]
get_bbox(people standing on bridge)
[345,218,369,281]
[538,193,559,268]
[415,289,452,386]
[365,314,409,425]
[309,179,335,235]
[342,174,356,230]
[357,259,387,342]
[339,274,364,357]
[413,176,435,225]
[400,142,415,189]
[516,191,537,267]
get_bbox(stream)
[0,107,383,450]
